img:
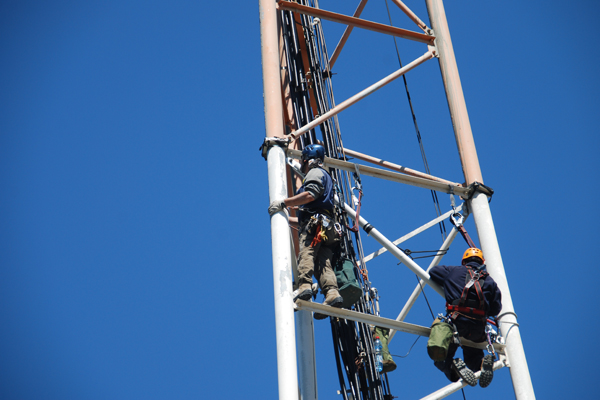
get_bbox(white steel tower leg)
[296,310,317,400]
[260,0,300,399]
[425,0,535,398]
[267,147,300,400]
[291,232,318,400]
[471,194,533,399]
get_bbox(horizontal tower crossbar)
[277,0,434,44]
[294,300,505,353]
[342,147,459,186]
[287,149,468,196]
[296,299,429,336]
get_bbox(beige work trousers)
[297,221,340,294]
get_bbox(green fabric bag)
[334,258,363,309]
[427,319,454,361]
[374,326,397,373]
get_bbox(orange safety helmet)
[462,248,484,264]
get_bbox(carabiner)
[334,222,342,235]
[450,211,464,227]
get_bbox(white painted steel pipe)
[471,193,534,399]
[260,0,299,398]
[295,300,431,337]
[290,51,434,142]
[290,234,318,400]
[296,310,317,400]
[267,146,300,400]
[295,300,505,354]
[343,203,444,297]
[426,0,535,397]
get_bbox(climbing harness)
[308,214,331,247]
[447,266,489,320]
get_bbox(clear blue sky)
[1,1,598,399]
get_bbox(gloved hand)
[268,200,286,216]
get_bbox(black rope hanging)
[383,0,448,242]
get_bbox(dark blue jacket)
[430,262,502,340]
[296,167,334,224]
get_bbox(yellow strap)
[319,229,328,242]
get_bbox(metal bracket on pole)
[260,137,291,160]
[428,44,438,58]
[466,181,494,200]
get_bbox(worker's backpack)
[427,318,455,361]
[334,258,363,309]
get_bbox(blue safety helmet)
[301,144,325,162]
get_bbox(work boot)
[479,354,494,388]
[314,289,343,320]
[294,283,313,302]
[324,289,343,307]
[381,359,397,373]
[452,358,477,387]
[374,327,397,373]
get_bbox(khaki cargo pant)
[297,219,340,294]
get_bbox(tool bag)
[334,258,363,309]
[374,326,397,373]
[427,318,454,361]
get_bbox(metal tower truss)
[260,1,535,399]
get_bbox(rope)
[416,275,435,320]
[383,0,447,241]
[348,190,362,233]
[390,336,421,359]
[357,259,369,282]
[398,248,448,260]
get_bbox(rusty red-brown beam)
[276,0,434,44]
[328,0,369,69]
[342,147,462,187]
